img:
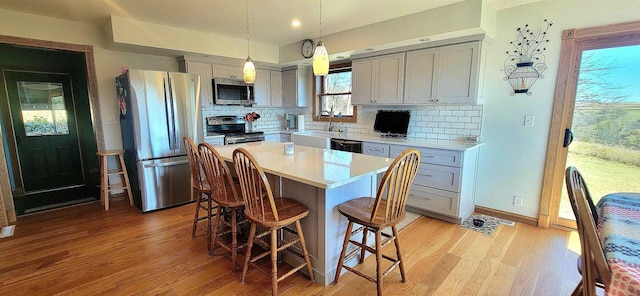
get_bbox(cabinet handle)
[425,174,433,177]
[425,155,434,158]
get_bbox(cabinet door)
[264,134,281,142]
[437,42,479,104]
[270,71,283,107]
[375,53,404,104]
[253,69,271,106]
[363,142,389,157]
[352,60,373,104]
[184,61,213,106]
[213,64,243,79]
[282,69,297,106]
[404,48,438,104]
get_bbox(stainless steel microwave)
[212,78,255,105]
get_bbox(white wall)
[0,9,181,150]
[476,0,640,217]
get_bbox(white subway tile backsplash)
[203,104,483,143]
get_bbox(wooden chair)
[232,148,314,296]
[198,142,246,271]
[184,136,215,251]
[333,148,421,296]
[565,166,611,296]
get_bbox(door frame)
[538,20,640,228]
[0,35,103,223]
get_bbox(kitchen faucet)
[320,106,335,131]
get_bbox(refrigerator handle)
[170,76,181,151]
[164,76,176,150]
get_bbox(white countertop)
[214,141,391,189]
[292,130,483,151]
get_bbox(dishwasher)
[330,138,363,153]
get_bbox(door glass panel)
[559,45,640,220]
[17,81,69,136]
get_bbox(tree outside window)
[314,63,357,123]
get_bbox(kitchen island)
[214,141,392,285]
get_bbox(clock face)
[301,39,315,58]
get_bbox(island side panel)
[281,174,377,285]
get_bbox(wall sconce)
[503,19,553,95]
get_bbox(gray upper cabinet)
[178,59,214,106]
[253,69,271,106]
[437,42,480,104]
[282,67,310,107]
[404,48,438,104]
[213,64,243,79]
[270,70,283,107]
[404,41,481,104]
[352,53,405,105]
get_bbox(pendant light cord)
[319,0,323,40]
[245,0,250,56]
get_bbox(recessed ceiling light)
[365,48,374,52]
[291,19,301,28]
[419,38,430,42]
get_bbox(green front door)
[5,71,85,209]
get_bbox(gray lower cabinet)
[371,143,479,224]
[205,136,224,146]
[265,133,291,143]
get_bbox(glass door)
[557,45,640,224]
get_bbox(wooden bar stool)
[96,150,133,210]
[198,142,247,271]
[333,148,420,296]
[184,136,216,251]
[233,148,314,296]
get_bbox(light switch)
[524,115,535,127]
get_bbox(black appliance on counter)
[206,115,264,144]
[374,110,410,137]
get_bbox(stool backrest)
[184,136,206,191]
[565,166,611,291]
[370,148,421,223]
[198,142,240,203]
[232,148,278,222]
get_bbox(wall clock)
[301,39,315,58]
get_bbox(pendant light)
[243,0,256,83]
[312,0,329,76]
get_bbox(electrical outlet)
[514,196,523,207]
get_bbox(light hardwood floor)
[0,199,583,295]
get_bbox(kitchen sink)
[291,131,339,149]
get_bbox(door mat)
[461,214,500,236]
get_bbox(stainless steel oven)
[206,116,264,144]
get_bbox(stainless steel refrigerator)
[116,69,202,212]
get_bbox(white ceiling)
[0,0,540,47]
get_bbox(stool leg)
[192,191,202,237]
[270,229,278,296]
[209,204,223,255]
[392,226,406,282]
[334,221,354,284]
[295,220,314,282]
[101,156,110,210]
[117,154,134,205]
[360,226,368,263]
[231,207,238,272]
[375,229,383,296]
[242,223,257,283]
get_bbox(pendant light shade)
[243,0,256,83]
[243,57,256,83]
[313,41,329,76]
[312,0,329,76]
